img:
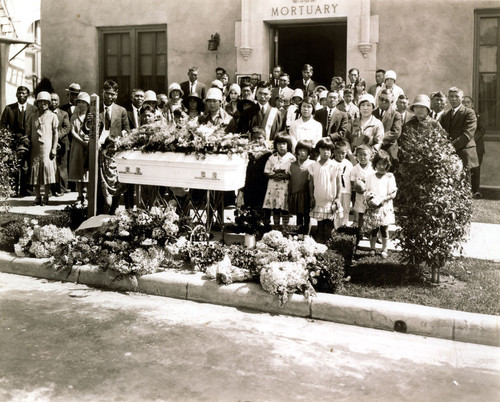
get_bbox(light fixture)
[208,33,220,51]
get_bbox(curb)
[1,251,498,347]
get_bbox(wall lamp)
[208,33,220,51]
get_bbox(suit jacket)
[292,79,318,97]
[60,103,76,120]
[250,103,282,143]
[270,86,294,107]
[126,105,141,130]
[99,103,130,139]
[373,107,402,162]
[54,109,71,158]
[0,102,37,137]
[314,107,348,140]
[180,81,206,102]
[399,110,414,126]
[440,105,478,169]
[368,83,382,97]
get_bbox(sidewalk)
[1,193,499,347]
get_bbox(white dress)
[308,159,340,220]
[365,172,397,225]
[289,117,323,152]
[350,163,375,213]
[262,152,295,211]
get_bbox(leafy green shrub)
[327,226,358,269]
[309,250,345,293]
[0,127,18,210]
[395,126,473,282]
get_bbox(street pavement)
[1,273,499,402]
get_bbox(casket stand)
[116,151,248,237]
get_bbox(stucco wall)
[41,0,240,99]
[371,0,498,100]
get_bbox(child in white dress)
[332,140,353,228]
[350,145,375,234]
[263,132,295,226]
[364,150,397,258]
[308,137,341,243]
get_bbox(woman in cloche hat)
[404,94,443,132]
[26,91,59,205]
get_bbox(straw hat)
[410,94,431,112]
[75,91,90,105]
[357,93,376,108]
[168,83,184,98]
[205,87,223,102]
[65,83,81,93]
[35,91,51,104]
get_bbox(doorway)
[271,22,347,89]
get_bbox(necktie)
[327,108,333,129]
[105,107,111,130]
[19,105,25,131]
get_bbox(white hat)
[168,83,184,98]
[205,87,223,102]
[75,91,90,105]
[410,94,431,112]
[292,88,304,100]
[143,90,157,103]
[319,90,328,100]
[228,83,241,96]
[65,83,81,93]
[357,93,376,108]
[211,80,223,90]
[384,70,397,81]
[35,91,51,104]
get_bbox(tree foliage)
[395,125,472,273]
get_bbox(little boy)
[350,144,375,235]
[332,140,353,228]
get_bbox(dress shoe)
[33,198,42,206]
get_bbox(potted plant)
[233,207,270,247]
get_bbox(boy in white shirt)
[332,140,353,228]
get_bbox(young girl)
[332,140,353,229]
[68,92,91,204]
[288,140,314,234]
[263,132,295,226]
[364,150,397,258]
[27,91,58,206]
[308,137,341,244]
[350,145,375,237]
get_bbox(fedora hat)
[65,83,81,93]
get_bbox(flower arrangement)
[362,191,384,232]
[232,207,271,237]
[112,119,250,157]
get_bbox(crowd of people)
[0,64,485,253]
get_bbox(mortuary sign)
[271,2,339,17]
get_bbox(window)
[474,9,500,136]
[99,25,167,106]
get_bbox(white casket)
[115,151,248,191]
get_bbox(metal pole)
[87,94,100,217]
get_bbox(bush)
[309,250,345,293]
[395,125,473,281]
[327,226,358,269]
[0,127,18,210]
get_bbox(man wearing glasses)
[373,89,402,170]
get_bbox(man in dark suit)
[347,68,360,91]
[314,91,348,141]
[50,93,71,196]
[125,88,144,130]
[368,69,385,98]
[373,89,402,169]
[0,85,37,196]
[250,82,282,145]
[270,65,282,88]
[396,94,413,126]
[180,67,206,102]
[440,87,478,183]
[292,64,317,97]
[98,80,131,214]
[60,83,80,120]
[430,91,447,122]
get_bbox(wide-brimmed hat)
[168,83,184,98]
[205,87,223,102]
[65,83,81,93]
[75,91,90,105]
[35,91,51,104]
[410,94,431,112]
[143,90,157,103]
[384,70,397,81]
[357,93,376,108]
[211,80,223,91]
[292,88,304,100]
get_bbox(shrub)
[327,226,358,269]
[309,250,345,293]
[0,127,18,210]
[395,125,473,282]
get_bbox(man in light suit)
[373,89,402,169]
[292,64,317,97]
[251,81,282,145]
[98,79,130,214]
[270,73,294,108]
[180,67,206,102]
[396,94,413,126]
[50,93,71,196]
[314,91,348,141]
[440,87,478,182]
[0,85,37,196]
